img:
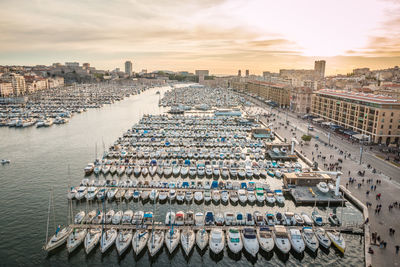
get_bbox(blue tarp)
[241,182,247,189]
[182,182,189,188]
[184,159,190,165]
[211,181,219,188]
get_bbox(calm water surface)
[0,86,364,266]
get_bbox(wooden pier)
[68,223,364,235]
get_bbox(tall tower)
[314,60,326,79]
[238,70,241,77]
[245,69,249,77]
[125,61,133,76]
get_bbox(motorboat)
[315,227,331,249]
[185,211,194,225]
[181,165,189,177]
[275,212,286,225]
[253,211,265,226]
[196,229,208,250]
[122,210,133,224]
[132,211,144,225]
[266,193,276,204]
[221,190,229,203]
[301,212,313,226]
[195,212,204,226]
[143,212,153,225]
[247,191,256,204]
[284,212,295,226]
[204,191,212,202]
[212,190,221,203]
[242,227,259,257]
[92,211,104,224]
[226,228,243,254]
[85,186,98,201]
[107,188,118,200]
[265,213,276,226]
[273,225,291,254]
[229,191,238,204]
[75,186,87,200]
[245,212,255,226]
[165,228,180,254]
[185,191,193,202]
[311,210,323,226]
[236,212,245,225]
[317,182,329,193]
[100,228,117,253]
[148,230,164,257]
[169,189,176,201]
[141,190,150,201]
[44,226,72,251]
[238,189,247,204]
[132,229,149,255]
[149,189,158,202]
[116,230,133,255]
[194,191,203,202]
[215,212,224,226]
[224,212,235,226]
[84,163,95,175]
[274,190,285,204]
[205,211,214,225]
[327,230,346,253]
[328,213,341,226]
[84,228,101,254]
[257,227,274,252]
[288,228,305,254]
[103,210,115,224]
[209,228,225,254]
[294,213,305,226]
[83,210,96,224]
[175,211,185,226]
[67,187,77,200]
[256,189,265,203]
[165,211,175,225]
[112,210,123,224]
[302,227,319,252]
[67,228,87,253]
[176,191,185,202]
[181,228,195,256]
[74,211,85,224]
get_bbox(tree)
[301,134,312,142]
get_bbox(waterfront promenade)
[246,96,400,267]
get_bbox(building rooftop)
[317,89,400,105]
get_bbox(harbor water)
[0,86,364,266]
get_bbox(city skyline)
[0,0,399,75]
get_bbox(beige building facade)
[311,89,400,145]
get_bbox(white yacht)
[132,229,149,255]
[317,182,329,193]
[257,227,274,252]
[224,212,235,226]
[221,190,229,203]
[165,211,175,225]
[302,227,319,252]
[327,230,346,253]
[196,229,208,250]
[195,212,204,226]
[100,228,117,253]
[122,210,133,224]
[242,227,259,257]
[209,229,225,254]
[148,230,164,257]
[44,226,72,252]
[238,189,247,204]
[66,229,87,253]
[181,228,195,256]
[75,186,87,200]
[112,210,123,224]
[315,227,331,249]
[132,211,144,225]
[194,191,203,202]
[247,191,256,204]
[288,228,305,254]
[165,228,180,254]
[84,228,102,254]
[226,228,243,254]
[105,210,115,224]
[74,211,85,224]
[116,230,133,255]
[85,186,98,201]
[273,225,291,254]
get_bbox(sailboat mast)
[45,189,52,245]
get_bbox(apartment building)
[290,87,313,114]
[311,89,400,144]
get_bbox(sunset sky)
[0,0,399,75]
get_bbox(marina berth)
[226,228,243,254]
[315,228,331,249]
[301,227,319,252]
[196,229,209,250]
[115,230,133,255]
[67,229,87,253]
[84,228,101,254]
[100,228,117,253]
[181,228,195,256]
[165,228,180,254]
[273,225,291,254]
[242,227,259,257]
[148,230,164,257]
[132,229,149,255]
[209,228,225,254]
[288,228,305,254]
[257,227,274,252]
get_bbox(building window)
[390,119,393,123]
[381,125,383,129]
[382,112,385,116]
[391,112,394,117]
[389,125,392,129]
[388,131,391,135]
[382,119,384,123]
